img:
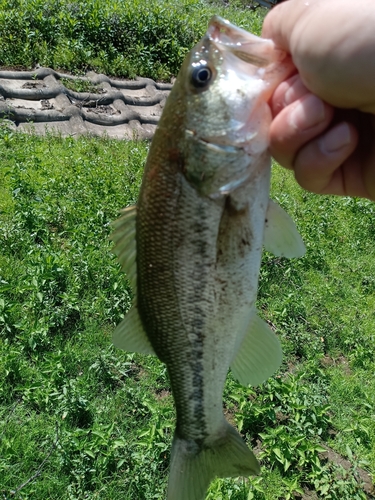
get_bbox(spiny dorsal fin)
[110,205,137,291]
[113,304,156,355]
[264,199,306,258]
[230,311,282,386]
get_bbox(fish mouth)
[186,129,258,154]
[207,15,287,67]
[186,130,243,154]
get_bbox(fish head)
[178,16,294,198]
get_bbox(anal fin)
[230,312,282,386]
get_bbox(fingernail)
[284,75,305,105]
[284,85,297,105]
[290,94,325,130]
[320,123,351,153]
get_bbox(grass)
[60,78,103,94]
[0,123,374,499]
[0,0,265,80]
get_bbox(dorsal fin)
[111,205,156,355]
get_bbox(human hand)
[262,0,375,200]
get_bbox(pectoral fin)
[263,199,305,258]
[113,304,156,355]
[230,313,282,386]
[110,205,137,291]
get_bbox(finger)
[263,0,375,113]
[269,93,335,169]
[262,0,304,50]
[293,122,363,196]
[271,74,310,116]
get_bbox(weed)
[0,0,265,80]
[60,77,102,94]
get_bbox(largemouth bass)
[111,16,305,500]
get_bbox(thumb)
[261,1,299,50]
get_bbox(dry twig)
[10,423,60,497]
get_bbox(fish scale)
[111,16,305,500]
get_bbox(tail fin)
[167,422,260,500]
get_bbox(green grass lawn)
[0,125,374,499]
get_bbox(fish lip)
[207,15,265,47]
[207,15,287,67]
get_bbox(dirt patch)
[41,99,54,110]
[224,406,238,427]
[22,81,46,89]
[320,355,352,375]
[319,444,374,496]
[84,104,121,116]
[155,388,171,401]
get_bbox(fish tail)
[167,422,260,500]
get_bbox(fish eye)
[191,65,213,89]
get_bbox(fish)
[111,15,305,500]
